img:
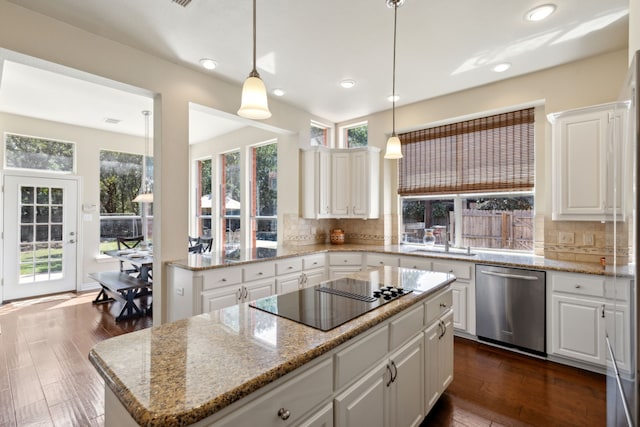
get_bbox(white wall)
[0,0,319,324]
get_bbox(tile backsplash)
[284,213,630,265]
[543,218,629,265]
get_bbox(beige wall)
[631,0,639,63]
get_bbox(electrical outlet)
[559,231,575,245]
[583,233,595,246]
[176,287,184,296]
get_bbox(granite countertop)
[168,243,633,276]
[89,267,454,427]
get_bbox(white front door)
[3,174,78,301]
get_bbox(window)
[99,150,146,252]
[195,158,212,237]
[341,122,368,148]
[310,121,330,146]
[399,108,535,252]
[250,142,277,257]
[5,133,75,173]
[221,151,241,256]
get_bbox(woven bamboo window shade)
[398,108,535,196]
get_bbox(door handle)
[479,270,539,281]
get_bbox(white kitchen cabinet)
[331,148,380,218]
[328,252,363,280]
[276,255,327,294]
[548,271,630,371]
[424,309,454,412]
[365,253,400,268]
[302,147,379,219]
[334,334,424,427]
[548,103,626,221]
[399,256,432,271]
[214,359,333,427]
[301,147,332,219]
[202,264,275,312]
[431,260,475,335]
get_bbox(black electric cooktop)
[249,277,412,331]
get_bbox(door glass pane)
[21,186,34,204]
[19,185,65,283]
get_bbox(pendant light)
[238,0,272,120]
[133,110,153,203]
[384,0,404,159]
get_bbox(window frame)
[339,121,368,148]
[249,140,278,255]
[310,120,332,147]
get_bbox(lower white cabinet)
[424,310,454,412]
[202,277,275,312]
[328,253,363,280]
[548,271,631,372]
[334,360,387,427]
[430,260,475,335]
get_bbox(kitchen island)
[90,267,455,426]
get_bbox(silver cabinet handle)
[277,408,291,420]
[386,364,394,387]
[439,302,447,308]
[479,270,539,281]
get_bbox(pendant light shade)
[238,0,272,120]
[384,0,404,159]
[384,134,403,159]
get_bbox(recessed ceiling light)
[272,88,285,97]
[387,94,400,102]
[199,58,217,70]
[340,79,356,89]
[492,63,511,73]
[525,4,556,22]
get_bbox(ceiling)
[0,0,630,142]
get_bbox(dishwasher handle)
[479,270,540,281]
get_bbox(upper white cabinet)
[302,147,380,219]
[548,103,626,221]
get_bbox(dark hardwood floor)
[0,292,605,426]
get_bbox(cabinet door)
[551,294,605,365]
[331,151,351,216]
[277,273,302,295]
[552,108,612,220]
[318,149,331,216]
[450,282,467,331]
[438,311,454,392]
[388,335,424,427]
[244,278,275,302]
[334,361,387,427]
[201,285,241,313]
[304,269,326,287]
[605,303,630,373]
[424,319,441,411]
[350,150,369,217]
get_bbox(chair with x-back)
[116,235,145,274]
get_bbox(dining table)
[105,248,153,282]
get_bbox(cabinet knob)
[575,284,581,288]
[277,408,291,420]
[440,302,447,308]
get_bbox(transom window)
[340,122,368,148]
[5,133,75,173]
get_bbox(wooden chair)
[117,235,144,274]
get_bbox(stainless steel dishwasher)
[476,264,546,356]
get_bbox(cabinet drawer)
[303,253,326,270]
[366,253,399,267]
[202,267,242,290]
[216,358,333,427]
[551,273,604,297]
[431,261,472,280]
[335,325,388,389]
[276,257,303,275]
[329,253,362,266]
[244,262,275,282]
[389,304,424,350]
[400,256,432,271]
[425,288,453,325]
[605,277,631,302]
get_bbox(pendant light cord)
[391,2,398,136]
[250,0,259,77]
